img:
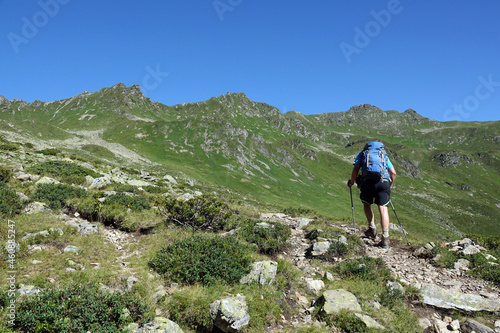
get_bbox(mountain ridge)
[1,83,499,239]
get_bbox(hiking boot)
[364,227,377,240]
[377,236,389,249]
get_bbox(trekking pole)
[389,200,410,245]
[349,184,356,232]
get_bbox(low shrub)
[104,193,151,211]
[27,160,101,184]
[14,283,152,333]
[379,286,405,309]
[30,183,88,210]
[317,310,368,333]
[0,183,23,217]
[35,148,60,156]
[0,166,12,183]
[334,256,392,283]
[149,234,252,286]
[282,206,315,217]
[467,233,500,251]
[159,195,232,231]
[239,219,291,255]
[468,253,500,286]
[0,143,17,151]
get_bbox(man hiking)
[347,141,397,248]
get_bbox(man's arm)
[348,164,361,187]
[388,167,396,186]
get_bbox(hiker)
[347,141,397,248]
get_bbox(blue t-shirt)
[353,152,393,180]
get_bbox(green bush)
[0,166,12,183]
[468,253,500,286]
[239,219,291,255]
[467,233,500,251]
[0,143,18,151]
[379,286,405,309]
[317,310,368,333]
[27,160,101,184]
[104,193,151,211]
[429,245,460,269]
[334,256,392,283]
[14,283,152,333]
[159,195,232,231]
[30,183,88,210]
[35,148,60,156]
[0,183,23,217]
[149,234,251,286]
[282,206,315,217]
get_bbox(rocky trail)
[260,213,500,333]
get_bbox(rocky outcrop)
[210,294,250,333]
[420,283,500,312]
[240,260,278,285]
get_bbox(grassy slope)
[1,85,499,242]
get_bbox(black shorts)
[360,179,391,206]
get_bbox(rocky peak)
[0,95,10,107]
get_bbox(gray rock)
[387,281,405,294]
[296,217,314,229]
[89,177,111,189]
[210,294,250,333]
[461,318,494,333]
[420,283,500,312]
[418,317,432,330]
[163,175,177,184]
[64,245,79,254]
[128,179,151,187]
[36,176,60,185]
[85,175,94,185]
[320,289,362,314]
[454,258,470,270]
[240,260,278,285]
[304,279,325,296]
[354,313,385,330]
[65,219,98,235]
[310,241,331,256]
[126,316,184,333]
[17,284,42,296]
[126,276,139,291]
[462,245,481,255]
[24,202,50,214]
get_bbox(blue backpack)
[361,141,387,181]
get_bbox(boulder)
[65,218,98,235]
[63,245,79,254]
[240,260,278,285]
[320,289,362,315]
[310,241,330,256]
[354,313,385,330]
[24,202,50,214]
[420,283,500,312]
[210,294,250,333]
[163,175,177,184]
[89,177,111,189]
[461,318,494,333]
[304,279,325,296]
[126,317,184,333]
[17,284,42,296]
[35,176,60,185]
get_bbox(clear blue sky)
[1,0,499,122]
